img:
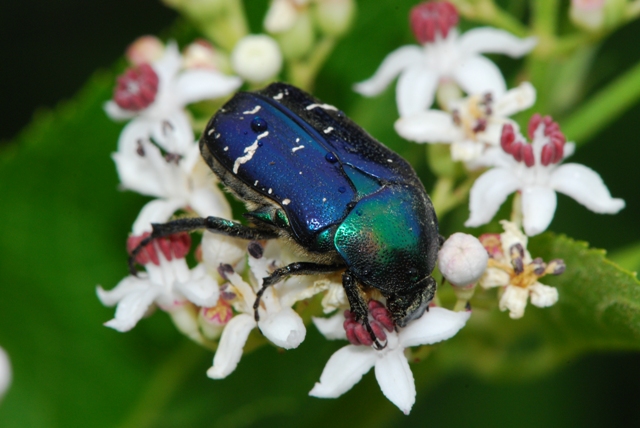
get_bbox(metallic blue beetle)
[131,83,439,347]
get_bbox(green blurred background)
[1,0,639,427]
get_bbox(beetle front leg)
[254,262,344,321]
[342,271,385,350]
[129,216,278,275]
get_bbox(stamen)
[343,300,394,347]
[546,259,566,275]
[410,1,459,44]
[218,263,235,280]
[472,118,487,133]
[113,63,159,111]
[527,113,542,140]
[501,123,515,152]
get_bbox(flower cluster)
[98,0,629,416]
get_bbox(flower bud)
[183,39,224,70]
[231,35,283,83]
[126,36,165,66]
[273,11,315,60]
[264,0,301,33]
[313,0,356,37]
[569,0,626,32]
[438,233,488,286]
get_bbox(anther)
[113,63,159,111]
[410,1,459,44]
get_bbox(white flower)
[112,128,232,234]
[231,35,283,84]
[465,114,625,236]
[353,2,536,117]
[207,242,309,379]
[479,221,564,319]
[310,307,470,414]
[105,41,241,154]
[0,347,10,400]
[438,232,488,286]
[395,82,536,163]
[97,234,219,332]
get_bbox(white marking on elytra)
[296,138,300,143]
[243,105,261,115]
[254,180,259,186]
[387,159,393,163]
[215,133,220,139]
[299,171,302,175]
[292,145,305,153]
[224,146,229,151]
[322,198,327,202]
[323,127,334,134]
[207,128,215,136]
[273,93,283,100]
[268,188,273,194]
[233,131,269,174]
[306,103,338,111]
[282,199,291,205]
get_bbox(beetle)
[130,82,439,348]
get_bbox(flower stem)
[510,192,522,229]
[118,340,207,428]
[288,37,337,91]
[561,60,640,145]
[452,0,528,37]
[430,175,476,218]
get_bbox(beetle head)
[386,276,436,327]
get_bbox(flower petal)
[175,70,241,106]
[132,198,186,235]
[207,314,255,379]
[479,267,510,289]
[465,167,520,227]
[458,27,537,57]
[493,82,536,117]
[309,345,376,398]
[97,275,149,306]
[400,307,470,348]
[259,307,306,349]
[453,55,506,99]
[149,110,195,154]
[104,100,137,121]
[550,163,625,214]
[153,41,182,85]
[529,282,559,308]
[451,140,484,162]
[394,110,460,143]
[499,285,529,319]
[104,286,160,332]
[174,266,220,307]
[521,185,557,236]
[374,350,416,415]
[396,64,439,117]
[353,45,423,97]
[312,312,347,340]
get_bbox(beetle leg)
[253,262,344,321]
[128,216,278,275]
[342,271,386,350]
